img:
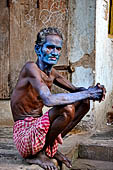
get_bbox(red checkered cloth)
[13,111,62,158]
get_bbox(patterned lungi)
[13,111,61,158]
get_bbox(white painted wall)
[68,0,96,82]
[68,0,96,128]
[69,0,96,63]
[95,0,113,129]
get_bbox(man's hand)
[88,83,106,102]
[97,83,106,101]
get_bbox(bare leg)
[53,150,72,168]
[53,99,90,168]
[61,99,90,137]
[43,104,75,168]
[26,100,89,169]
[45,104,75,147]
[26,104,75,169]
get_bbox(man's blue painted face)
[41,35,62,65]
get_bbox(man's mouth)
[49,57,57,61]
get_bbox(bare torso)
[11,62,105,122]
[11,62,55,121]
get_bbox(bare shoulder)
[25,61,39,71]
[14,61,43,91]
[24,61,41,77]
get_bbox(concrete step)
[0,162,43,170]
[78,141,113,162]
[71,158,113,170]
[78,129,113,162]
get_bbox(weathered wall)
[0,101,13,126]
[94,0,113,129]
[68,0,96,128]
[0,1,10,99]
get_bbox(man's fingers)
[96,83,105,90]
[102,95,105,100]
[103,88,107,94]
[96,83,100,85]
[96,83,106,102]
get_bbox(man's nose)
[51,48,58,55]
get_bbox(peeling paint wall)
[68,0,96,88]
[0,101,13,126]
[68,0,96,128]
[68,0,96,65]
[94,0,113,129]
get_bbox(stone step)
[71,158,113,170]
[78,141,113,162]
[0,162,43,170]
[78,129,113,162]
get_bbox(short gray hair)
[35,27,63,46]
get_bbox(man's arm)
[52,69,106,102]
[26,63,104,107]
[52,68,87,92]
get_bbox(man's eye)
[47,45,54,50]
[56,47,61,51]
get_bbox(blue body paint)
[41,42,62,65]
[35,35,62,73]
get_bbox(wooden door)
[0,0,10,99]
[9,0,70,95]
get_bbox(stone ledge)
[72,159,113,170]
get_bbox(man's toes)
[66,161,72,168]
[42,163,47,170]
[52,165,57,170]
[46,165,51,170]
[46,165,54,170]
[48,164,57,170]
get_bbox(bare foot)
[54,150,72,168]
[26,151,58,170]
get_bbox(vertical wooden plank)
[10,0,38,93]
[108,0,113,37]
[0,0,10,98]
[110,0,113,34]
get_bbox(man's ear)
[35,44,42,56]
[35,44,39,53]
[35,44,39,50]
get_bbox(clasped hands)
[88,83,106,102]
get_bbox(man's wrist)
[76,87,87,92]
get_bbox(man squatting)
[11,27,106,170]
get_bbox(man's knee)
[63,104,75,121]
